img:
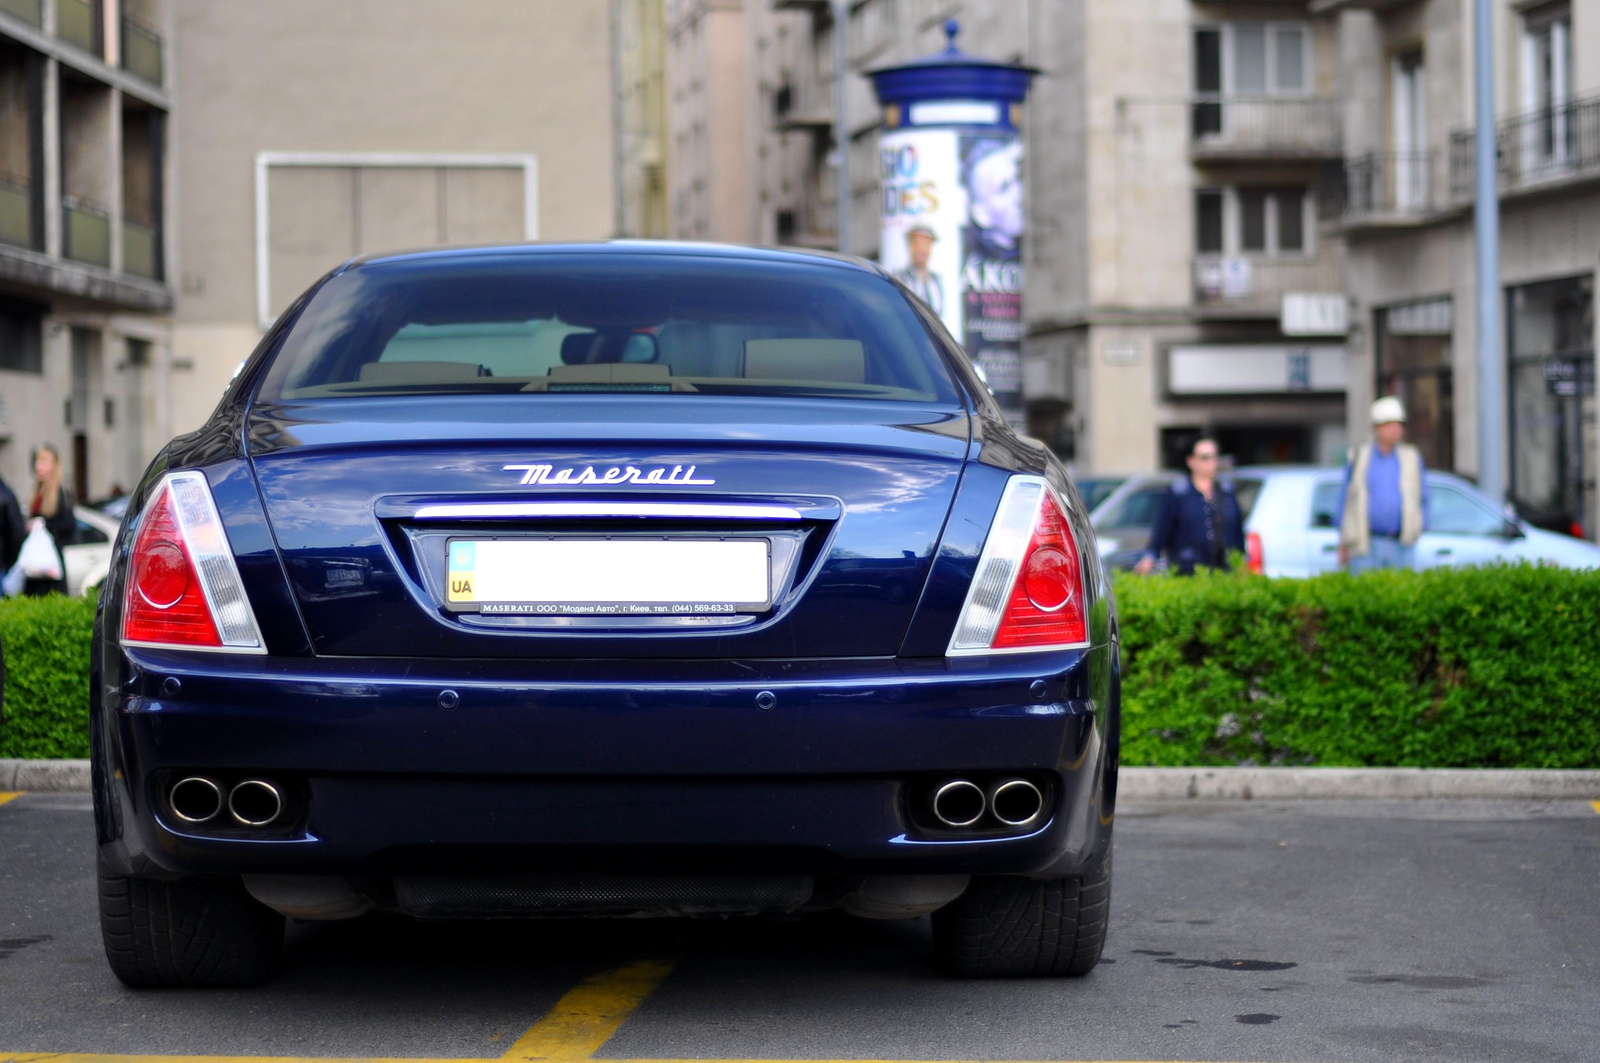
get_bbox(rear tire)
[98,856,284,987]
[932,848,1111,977]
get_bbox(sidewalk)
[6,759,1599,799]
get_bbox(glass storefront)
[1507,275,1593,537]
[1375,299,1454,472]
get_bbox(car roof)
[343,239,889,278]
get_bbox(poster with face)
[959,135,1025,422]
[878,128,962,340]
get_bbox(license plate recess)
[444,537,772,616]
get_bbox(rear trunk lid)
[246,396,970,659]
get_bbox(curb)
[1118,767,1600,801]
[4,761,1599,800]
[0,758,92,792]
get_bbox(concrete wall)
[169,0,615,432]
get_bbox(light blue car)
[1236,466,1600,578]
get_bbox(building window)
[1522,2,1572,167]
[1195,186,1308,256]
[0,296,42,373]
[1375,298,1453,472]
[1192,22,1308,97]
[1195,190,1224,253]
[1507,274,1592,537]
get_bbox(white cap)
[1371,396,1406,425]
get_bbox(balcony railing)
[55,0,100,55]
[1190,96,1342,158]
[1341,152,1435,220]
[63,198,110,266]
[121,14,163,85]
[122,219,157,278]
[0,174,32,249]
[1193,251,1345,316]
[0,0,42,27]
[1448,94,1600,199]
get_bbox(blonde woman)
[24,444,76,596]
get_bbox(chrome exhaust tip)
[930,779,986,828]
[989,778,1045,827]
[169,776,222,823]
[228,780,283,827]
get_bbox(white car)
[1238,465,1600,577]
[64,505,121,596]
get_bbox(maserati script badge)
[505,463,716,487]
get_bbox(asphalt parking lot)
[2,792,1597,1063]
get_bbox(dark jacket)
[23,484,75,596]
[0,477,26,572]
[1143,476,1246,575]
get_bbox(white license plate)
[446,538,770,615]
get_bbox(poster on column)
[878,128,962,341]
[958,134,1024,421]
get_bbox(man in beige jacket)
[1336,396,1429,571]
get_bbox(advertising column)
[870,23,1035,427]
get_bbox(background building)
[169,0,617,435]
[0,0,174,504]
[1329,0,1599,538]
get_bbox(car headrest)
[357,361,489,383]
[560,332,602,365]
[741,339,865,383]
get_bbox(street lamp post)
[832,0,849,255]
[1474,0,1504,501]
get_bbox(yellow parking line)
[0,792,22,807]
[503,958,675,1062]
[1590,800,1600,815]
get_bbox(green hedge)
[0,595,96,759]
[3,568,1598,767]
[1114,564,1600,769]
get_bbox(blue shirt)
[1336,446,1428,536]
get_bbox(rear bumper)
[94,646,1117,882]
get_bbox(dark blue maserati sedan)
[90,242,1119,985]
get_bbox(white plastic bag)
[17,518,62,581]
[1,564,22,596]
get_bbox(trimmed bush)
[2,568,1598,768]
[1114,564,1600,769]
[0,594,96,759]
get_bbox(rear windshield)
[256,253,960,404]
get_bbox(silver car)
[1237,465,1600,577]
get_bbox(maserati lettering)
[504,463,716,487]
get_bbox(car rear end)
[90,245,1118,984]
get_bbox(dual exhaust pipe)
[170,777,283,827]
[930,777,1044,829]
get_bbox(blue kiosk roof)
[867,20,1039,109]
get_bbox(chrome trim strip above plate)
[412,501,805,521]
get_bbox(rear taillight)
[121,472,265,653]
[948,476,1089,655]
[1246,531,1264,575]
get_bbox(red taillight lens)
[949,476,1089,655]
[120,472,265,653]
[123,485,222,647]
[1246,531,1264,575]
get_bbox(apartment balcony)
[1340,152,1437,224]
[63,197,110,266]
[772,83,832,133]
[1448,93,1600,201]
[55,0,101,55]
[1191,96,1342,160]
[0,0,42,27]
[120,14,163,85]
[1193,250,1345,319]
